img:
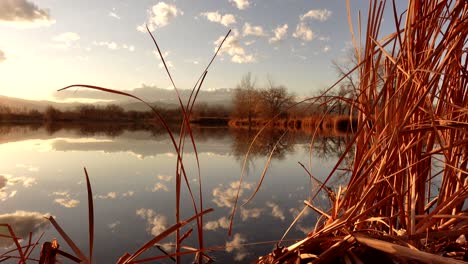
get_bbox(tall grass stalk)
[251,0,467,262]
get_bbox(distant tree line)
[0,103,231,124]
[1,71,356,126]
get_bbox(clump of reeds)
[254,0,468,263]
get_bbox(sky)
[0,0,399,102]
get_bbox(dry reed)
[253,0,468,263]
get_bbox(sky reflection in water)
[0,125,347,262]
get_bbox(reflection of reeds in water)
[255,0,468,263]
[228,115,358,137]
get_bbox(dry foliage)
[256,0,468,263]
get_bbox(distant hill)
[0,88,234,112]
[0,95,82,112]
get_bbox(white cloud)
[136,208,168,236]
[293,22,314,41]
[300,9,332,22]
[93,41,118,50]
[226,233,248,261]
[0,0,55,27]
[0,211,50,248]
[53,32,80,48]
[96,192,117,199]
[154,50,174,69]
[54,198,79,208]
[243,23,266,37]
[229,0,250,10]
[240,207,263,221]
[137,2,182,32]
[0,174,36,201]
[231,54,255,63]
[212,181,253,208]
[200,11,236,27]
[244,40,255,46]
[51,190,79,208]
[122,190,135,197]
[204,216,230,231]
[93,41,135,52]
[266,201,285,221]
[157,174,172,182]
[109,8,120,19]
[318,36,330,42]
[122,44,135,52]
[152,182,169,192]
[108,221,120,232]
[0,50,5,62]
[214,32,256,64]
[269,24,288,43]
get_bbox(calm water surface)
[0,125,347,263]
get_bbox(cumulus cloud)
[0,0,55,27]
[109,8,120,19]
[16,164,40,172]
[153,50,174,69]
[243,23,266,37]
[200,11,236,27]
[240,207,263,221]
[54,198,79,208]
[137,2,182,32]
[226,233,248,261]
[151,182,169,192]
[96,192,117,199]
[95,41,117,50]
[92,41,134,52]
[318,36,330,42]
[53,32,80,49]
[293,22,314,41]
[0,50,5,62]
[229,0,250,10]
[0,211,50,248]
[269,24,288,43]
[266,201,285,221]
[157,174,172,182]
[204,216,230,231]
[108,221,120,232]
[136,208,168,236]
[300,9,332,22]
[51,191,79,208]
[0,174,36,201]
[6,175,37,188]
[122,190,135,197]
[212,181,253,208]
[214,32,256,64]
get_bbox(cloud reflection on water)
[212,181,253,208]
[225,233,248,261]
[0,174,37,201]
[50,190,80,208]
[136,208,168,236]
[0,211,50,248]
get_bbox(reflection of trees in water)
[230,129,298,161]
[305,135,355,186]
[308,135,350,160]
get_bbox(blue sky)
[0,0,397,101]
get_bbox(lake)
[0,124,349,263]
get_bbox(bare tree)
[232,73,261,125]
[259,82,295,118]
